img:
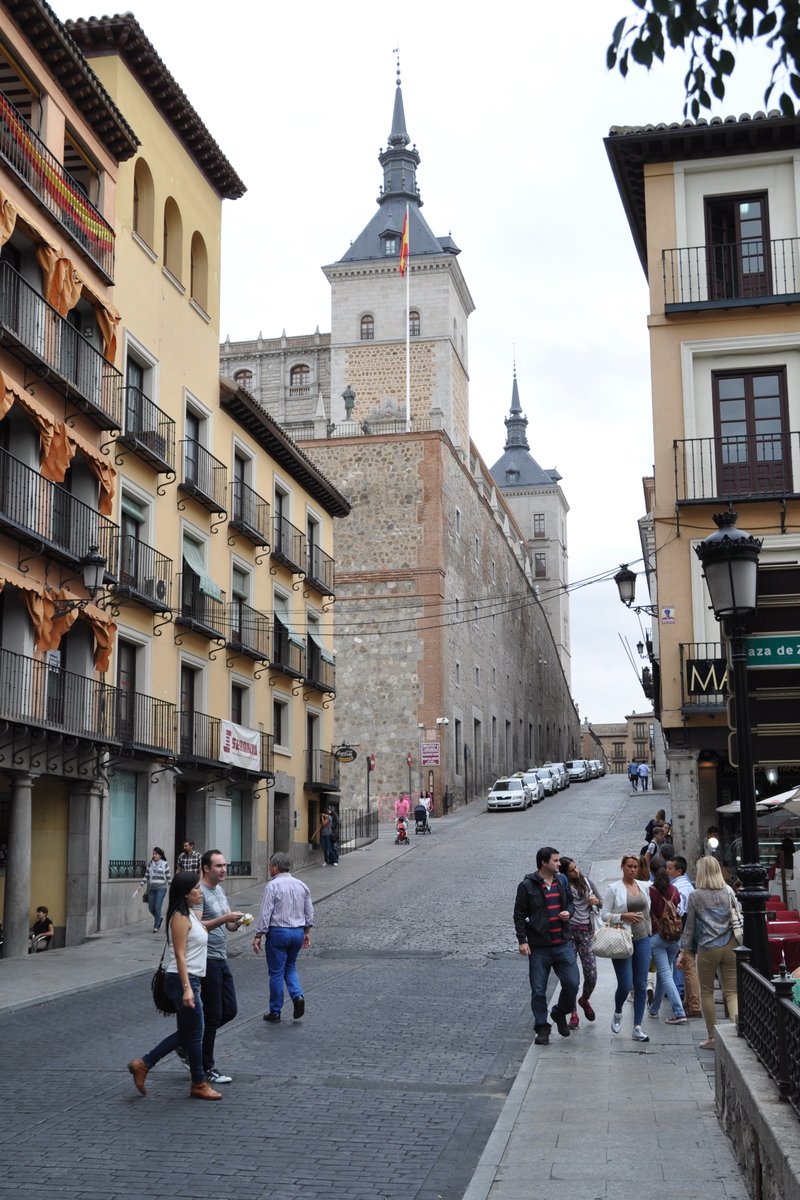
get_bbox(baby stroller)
[414,803,431,834]
[395,817,410,845]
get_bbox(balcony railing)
[108,859,147,880]
[179,439,227,513]
[0,260,123,428]
[306,748,340,790]
[0,91,115,280]
[663,237,800,311]
[175,573,225,640]
[0,446,118,573]
[116,691,177,756]
[736,947,800,1117]
[114,535,172,611]
[0,645,120,743]
[306,543,335,596]
[272,513,306,573]
[674,434,798,504]
[229,480,270,546]
[680,642,728,711]
[178,712,273,775]
[226,602,270,660]
[337,807,379,854]
[272,617,305,677]
[118,387,175,473]
[305,642,335,693]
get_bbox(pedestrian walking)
[601,854,653,1042]
[198,850,244,1085]
[644,809,666,842]
[513,846,579,1046]
[628,761,640,791]
[138,847,171,932]
[126,872,222,1101]
[647,867,686,1024]
[253,852,314,1022]
[176,839,202,874]
[638,762,651,791]
[679,856,740,1050]
[666,856,702,1018]
[559,856,601,1027]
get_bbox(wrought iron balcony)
[229,480,270,546]
[226,601,270,660]
[179,439,227,513]
[0,645,120,743]
[175,573,225,640]
[663,237,800,312]
[178,712,274,776]
[0,260,123,428]
[0,446,118,573]
[118,387,175,473]
[680,642,728,712]
[306,747,340,791]
[305,641,335,693]
[114,535,172,611]
[108,859,147,880]
[272,617,305,678]
[674,434,798,504]
[0,92,115,280]
[116,690,177,755]
[272,513,306,573]
[306,543,335,596]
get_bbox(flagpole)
[405,202,411,432]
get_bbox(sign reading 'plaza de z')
[746,635,800,668]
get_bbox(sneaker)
[665,1016,687,1025]
[646,986,654,1006]
[263,1012,281,1023]
[611,1013,622,1034]
[534,1032,550,1045]
[550,1007,570,1038]
[578,996,595,1022]
[648,1008,660,1019]
[568,1012,580,1030]
[632,1026,650,1042]
[207,1069,232,1084]
[332,862,339,867]
[293,995,305,1020]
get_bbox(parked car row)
[486,762,570,811]
[565,758,606,783]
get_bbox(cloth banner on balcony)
[68,428,116,516]
[35,245,84,317]
[93,301,121,364]
[219,720,260,771]
[0,188,17,247]
[39,588,79,651]
[83,605,117,673]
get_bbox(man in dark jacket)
[514,846,579,1045]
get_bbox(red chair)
[767,897,788,910]
[767,922,800,937]
[769,936,800,973]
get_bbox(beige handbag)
[592,918,633,959]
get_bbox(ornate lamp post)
[695,511,770,976]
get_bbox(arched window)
[360,314,374,341]
[190,231,208,310]
[409,310,420,337]
[163,197,183,280]
[289,364,310,394]
[234,368,253,389]
[132,158,155,246]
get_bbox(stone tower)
[322,67,474,450]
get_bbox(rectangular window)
[713,367,790,497]
[475,666,480,687]
[534,552,547,578]
[705,191,770,300]
[474,535,480,561]
[231,683,246,725]
[634,722,645,739]
[455,718,462,768]
[108,771,137,863]
[455,661,460,686]
[455,509,461,535]
[613,742,625,758]
[492,666,496,687]
[273,695,289,750]
[533,514,545,538]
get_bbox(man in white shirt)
[252,852,314,1023]
[667,856,701,1018]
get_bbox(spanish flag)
[399,206,409,277]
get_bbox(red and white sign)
[219,720,260,771]
[421,742,440,766]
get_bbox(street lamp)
[614,564,658,617]
[52,546,107,616]
[695,510,769,976]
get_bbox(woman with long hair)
[679,855,740,1050]
[559,856,602,1028]
[648,866,686,1024]
[140,846,171,932]
[601,853,653,1042]
[127,872,221,1100]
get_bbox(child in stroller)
[413,802,431,834]
[395,815,410,845]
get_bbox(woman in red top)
[648,866,687,1023]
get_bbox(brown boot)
[127,1059,149,1095]
[189,1080,222,1101]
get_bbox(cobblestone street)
[1,776,658,1200]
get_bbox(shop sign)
[421,742,440,766]
[334,745,358,763]
[219,720,260,771]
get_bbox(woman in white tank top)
[127,872,222,1101]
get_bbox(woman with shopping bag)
[600,854,652,1042]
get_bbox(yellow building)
[67,14,349,936]
[607,111,800,860]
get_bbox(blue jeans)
[264,927,305,1014]
[148,886,167,929]
[612,935,652,1026]
[321,833,338,865]
[201,958,237,1075]
[527,941,579,1030]
[143,973,205,1084]
[650,934,685,1018]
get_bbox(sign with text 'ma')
[219,720,261,771]
[421,742,440,766]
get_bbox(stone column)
[66,780,105,945]
[4,773,35,957]
[666,747,701,860]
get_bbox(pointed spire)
[378,54,421,207]
[504,364,529,451]
[389,53,410,147]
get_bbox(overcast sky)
[54,0,776,725]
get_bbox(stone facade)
[220,329,331,427]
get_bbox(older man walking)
[253,852,314,1022]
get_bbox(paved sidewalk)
[462,858,749,1200]
[0,831,411,1014]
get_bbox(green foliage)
[608,0,800,118]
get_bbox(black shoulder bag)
[151,931,176,1016]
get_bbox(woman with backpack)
[559,857,602,1028]
[647,866,687,1024]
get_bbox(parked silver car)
[566,758,589,782]
[521,770,546,803]
[487,777,533,811]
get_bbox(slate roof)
[489,373,562,490]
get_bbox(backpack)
[656,897,682,942]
